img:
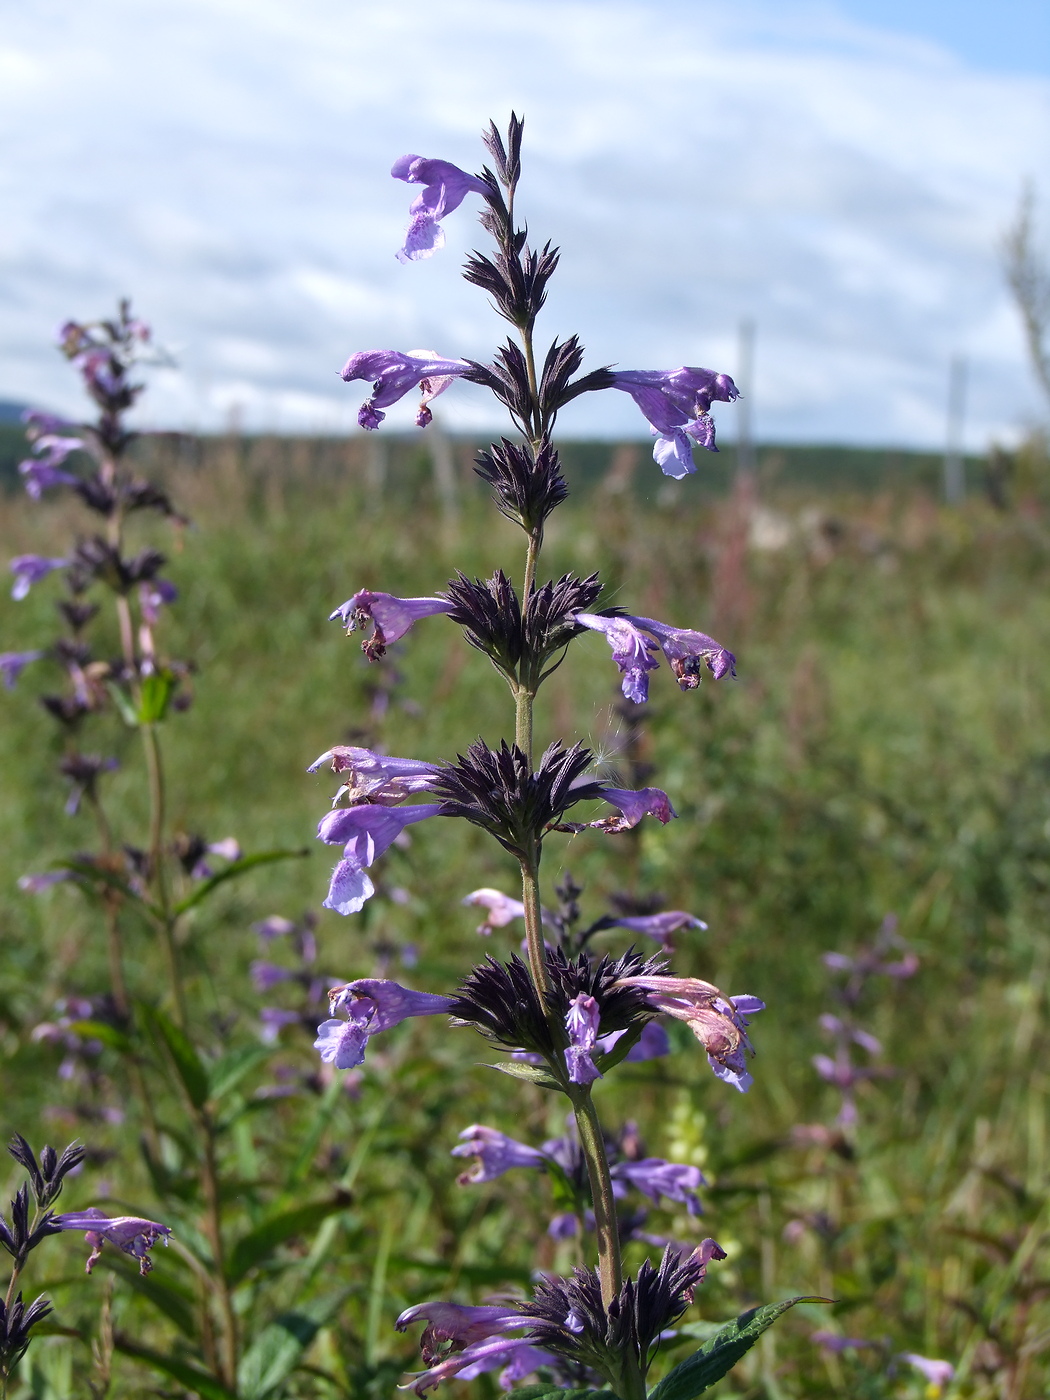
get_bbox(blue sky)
[1,0,1048,449]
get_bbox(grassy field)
[0,434,1048,1398]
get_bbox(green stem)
[141,723,187,1028]
[569,1088,623,1308]
[514,684,534,765]
[519,854,551,1002]
[198,1115,238,1389]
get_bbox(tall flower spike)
[329,590,454,661]
[317,803,445,914]
[608,367,739,478]
[315,978,454,1069]
[340,349,470,431]
[391,156,490,263]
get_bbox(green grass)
[1,438,1048,1398]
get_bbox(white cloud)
[0,0,1047,448]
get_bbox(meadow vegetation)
[1,433,1048,1398]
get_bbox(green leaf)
[648,1298,824,1400]
[484,1060,564,1091]
[226,1197,351,1285]
[114,1334,238,1400]
[208,1044,274,1102]
[105,680,140,728]
[66,1018,134,1054]
[138,669,175,723]
[174,848,309,916]
[238,1293,346,1400]
[140,1003,209,1110]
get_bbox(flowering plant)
[311,116,822,1398]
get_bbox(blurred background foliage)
[1,432,1049,1398]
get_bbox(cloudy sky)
[2,0,1049,448]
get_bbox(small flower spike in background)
[311,112,825,1400]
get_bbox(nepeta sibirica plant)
[6,305,332,1397]
[312,116,821,1399]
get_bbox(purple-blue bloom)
[629,616,736,687]
[53,1208,172,1276]
[10,554,69,601]
[251,961,295,993]
[329,589,454,660]
[340,349,469,430]
[591,786,677,832]
[611,1158,706,1215]
[565,992,602,1084]
[572,613,660,704]
[314,978,454,1069]
[608,367,739,478]
[139,578,178,626]
[451,1124,548,1183]
[308,744,439,805]
[258,1007,301,1044]
[316,802,444,914]
[18,869,72,893]
[607,910,707,953]
[596,1020,671,1061]
[461,887,526,935]
[391,155,489,263]
[0,650,46,688]
[572,612,734,698]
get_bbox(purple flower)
[391,155,489,263]
[252,915,296,941]
[608,910,707,953]
[591,786,677,833]
[612,1158,706,1215]
[616,974,764,1092]
[609,367,739,478]
[899,1354,954,1389]
[10,555,69,601]
[340,348,469,430]
[258,1007,301,1043]
[317,803,444,914]
[812,1331,880,1354]
[596,1020,671,1061]
[53,1208,171,1275]
[329,589,454,661]
[314,977,454,1069]
[139,578,177,626]
[630,616,736,687]
[565,992,602,1084]
[451,1125,548,1183]
[18,870,72,894]
[308,745,439,804]
[17,432,83,498]
[251,961,295,993]
[573,614,660,703]
[404,1335,551,1395]
[461,887,525,935]
[0,651,45,688]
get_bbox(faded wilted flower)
[308,745,439,804]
